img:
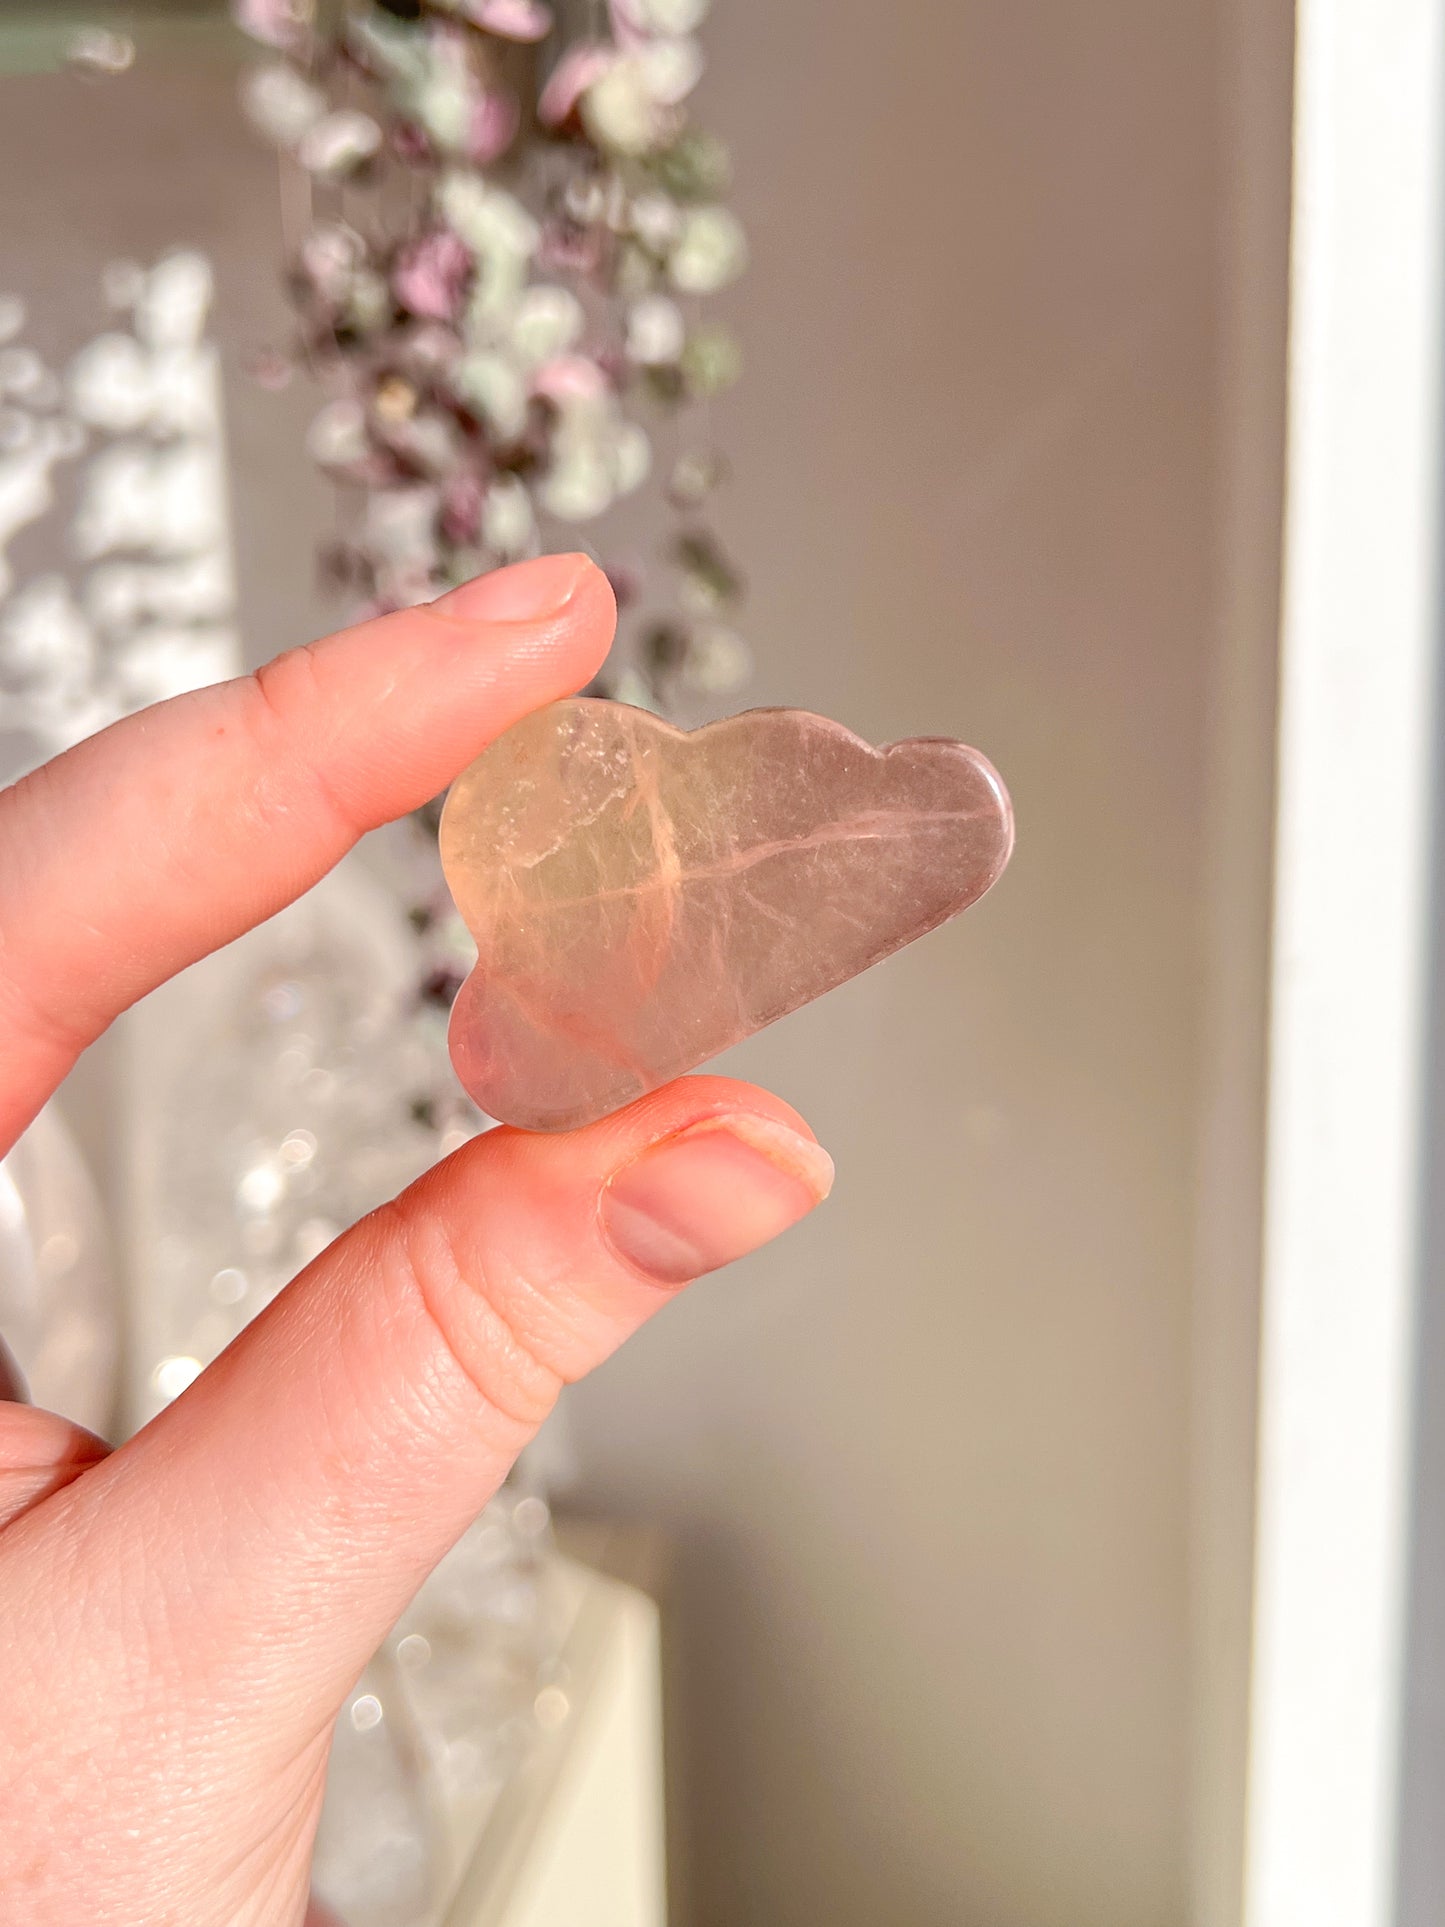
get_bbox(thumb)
[3,1077,830,1783]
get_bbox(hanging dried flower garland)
[233,0,751,715]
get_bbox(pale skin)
[0,553,833,1926]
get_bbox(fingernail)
[432,553,595,623]
[601,1116,835,1286]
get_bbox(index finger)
[0,554,614,1150]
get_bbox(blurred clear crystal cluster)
[0,256,238,781]
[136,877,464,1423]
[313,1489,564,1926]
[129,860,558,1927]
[234,0,752,710]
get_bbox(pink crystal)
[441,700,1014,1131]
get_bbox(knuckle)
[240,646,358,842]
[382,1203,564,1437]
[247,638,325,733]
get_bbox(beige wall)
[560,5,1284,1925]
[1,5,1292,1920]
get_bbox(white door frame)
[1244,4,1445,1924]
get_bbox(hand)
[0,555,833,1926]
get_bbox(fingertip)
[429,551,603,624]
[446,1075,833,1299]
[518,554,617,684]
[289,558,618,826]
[426,553,617,684]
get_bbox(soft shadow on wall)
[563,4,1231,1926]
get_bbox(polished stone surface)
[440,700,1014,1130]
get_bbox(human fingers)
[0,1401,108,1528]
[0,1077,832,1922]
[0,554,615,1150]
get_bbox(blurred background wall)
[0,2,1294,1922]
[559,6,1288,1926]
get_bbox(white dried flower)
[613,421,651,495]
[346,271,393,336]
[616,0,711,34]
[307,400,369,473]
[241,62,326,146]
[581,59,671,155]
[626,294,686,365]
[297,112,383,179]
[682,621,751,694]
[509,286,585,364]
[365,486,440,566]
[631,192,683,254]
[668,206,747,293]
[437,176,539,262]
[541,400,650,521]
[231,0,314,50]
[405,33,474,152]
[638,36,704,106]
[541,441,614,521]
[481,477,537,557]
[453,352,529,441]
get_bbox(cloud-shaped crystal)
[441,699,1014,1130]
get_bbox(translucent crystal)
[310,1666,439,1927]
[441,700,1014,1131]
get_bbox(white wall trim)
[1244,4,1445,1923]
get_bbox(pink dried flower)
[593,343,629,384]
[397,323,464,375]
[393,229,473,323]
[535,222,606,279]
[465,0,554,42]
[531,354,610,402]
[467,90,521,165]
[440,472,488,545]
[295,222,370,311]
[391,121,433,165]
[245,347,294,392]
[232,0,308,51]
[607,0,649,48]
[537,44,616,128]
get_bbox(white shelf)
[445,1540,668,1927]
